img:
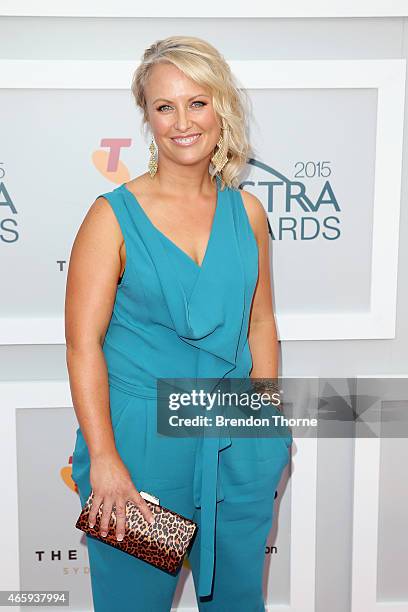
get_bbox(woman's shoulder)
[82,181,132,244]
[238,187,267,239]
[83,194,124,244]
[239,187,264,216]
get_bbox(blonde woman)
[67,35,292,611]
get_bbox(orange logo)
[92,139,132,184]
[62,455,78,493]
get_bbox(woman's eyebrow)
[152,94,210,104]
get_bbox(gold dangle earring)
[148,137,158,178]
[211,125,229,175]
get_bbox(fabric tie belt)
[108,374,232,598]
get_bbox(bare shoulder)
[80,195,124,246]
[239,188,268,238]
[65,194,126,347]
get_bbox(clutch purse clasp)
[139,490,160,505]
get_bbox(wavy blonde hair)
[131,35,252,191]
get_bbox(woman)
[66,35,292,612]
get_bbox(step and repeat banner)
[0,9,406,611]
[0,58,404,345]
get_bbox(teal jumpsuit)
[71,175,293,611]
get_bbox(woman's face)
[144,62,221,169]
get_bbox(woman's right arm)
[65,196,155,540]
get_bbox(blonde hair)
[131,35,252,190]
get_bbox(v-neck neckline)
[120,176,221,270]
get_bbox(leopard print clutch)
[75,489,198,575]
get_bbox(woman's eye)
[157,101,206,112]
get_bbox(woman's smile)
[170,133,202,146]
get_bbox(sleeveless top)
[97,175,259,596]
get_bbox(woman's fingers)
[114,500,127,541]
[132,488,155,525]
[88,492,102,528]
[114,490,155,541]
[87,484,155,541]
[99,497,114,537]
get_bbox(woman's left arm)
[240,189,279,379]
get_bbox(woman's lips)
[170,133,202,147]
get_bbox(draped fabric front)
[98,175,259,597]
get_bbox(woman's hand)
[88,451,155,541]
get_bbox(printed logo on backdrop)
[0,146,340,247]
[242,158,341,241]
[0,170,18,244]
[92,137,133,186]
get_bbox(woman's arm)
[240,190,279,379]
[65,196,124,460]
[65,196,154,535]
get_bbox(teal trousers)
[72,384,291,612]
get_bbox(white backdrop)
[1,6,408,612]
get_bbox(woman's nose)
[174,110,192,131]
